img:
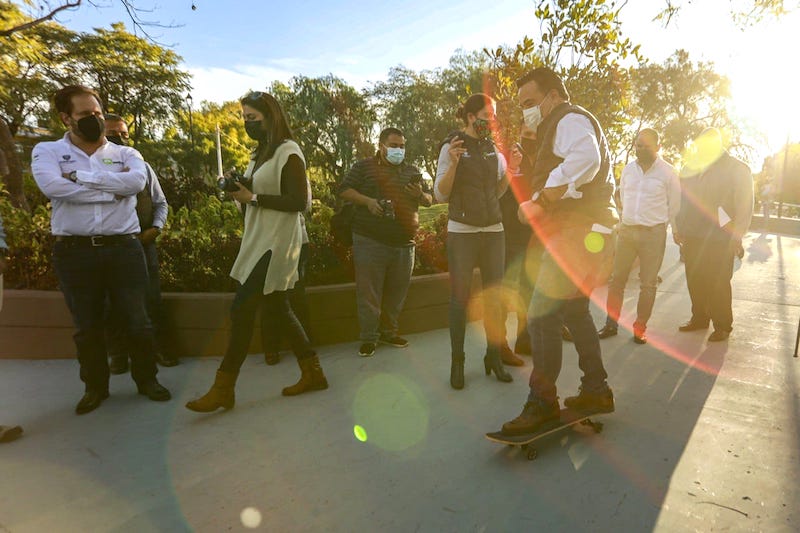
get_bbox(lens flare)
[584,232,605,253]
[240,507,262,528]
[353,425,368,442]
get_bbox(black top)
[445,133,503,228]
[338,155,426,247]
[251,154,309,212]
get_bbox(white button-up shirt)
[31,133,147,236]
[619,157,680,228]
[542,113,602,200]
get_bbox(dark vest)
[531,103,617,227]
[136,165,154,231]
[446,133,503,227]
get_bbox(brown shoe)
[501,399,560,436]
[564,387,615,414]
[500,346,524,367]
[282,355,329,396]
[185,370,237,412]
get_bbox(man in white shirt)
[598,129,680,344]
[500,67,618,436]
[31,85,171,414]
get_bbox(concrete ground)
[1,230,798,533]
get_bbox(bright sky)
[43,0,800,163]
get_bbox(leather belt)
[55,234,137,247]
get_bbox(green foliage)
[629,50,735,162]
[371,51,487,177]
[0,188,56,290]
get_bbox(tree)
[484,0,640,161]
[70,22,191,143]
[629,50,735,162]
[371,51,486,178]
[656,0,798,27]
[271,75,375,206]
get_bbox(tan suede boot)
[282,356,328,396]
[185,370,238,412]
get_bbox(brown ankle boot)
[185,370,238,412]
[282,355,328,396]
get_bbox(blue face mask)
[384,146,405,165]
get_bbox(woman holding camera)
[186,92,327,413]
[434,93,515,390]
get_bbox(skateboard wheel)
[527,449,538,461]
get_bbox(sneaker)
[378,335,409,348]
[501,399,560,436]
[563,387,615,414]
[358,342,376,357]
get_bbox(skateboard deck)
[486,408,605,460]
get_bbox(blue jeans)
[53,237,158,391]
[219,251,314,373]
[526,226,613,403]
[447,231,505,357]
[352,233,414,342]
[106,240,165,357]
[604,223,667,330]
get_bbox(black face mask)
[73,115,105,142]
[106,134,126,146]
[636,148,656,166]
[244,120,268,141]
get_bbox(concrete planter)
[0,272,482,359]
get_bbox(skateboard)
[486,408,605,461]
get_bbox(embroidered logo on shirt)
[62,155,71,161]
[102,158,114,165]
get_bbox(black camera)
[378,198,395,219]
[217,170,252,192]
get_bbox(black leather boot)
[484,352,512,383]
[450,353,465,390]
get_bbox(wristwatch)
[67,170,78,182]
[249,194,258,207]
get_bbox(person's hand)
[405,182,423,199]
[138,228,159,245]
[672,232,683,245]
[229,181,253,204]
[448,138,466,166]
[365,197,384,216]
[510,144,523,172]
[518,200,544,226]
[0,254,7,275]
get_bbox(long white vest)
[229,141,304,295]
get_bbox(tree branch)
[0,1,82,37]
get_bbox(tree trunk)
[0,117,30,211]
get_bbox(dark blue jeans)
[106,240,164,357]
[53,237,158,391]
[447,231,505,357]
[526,226,613,403]
[219,251,314,374]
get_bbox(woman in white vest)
[186,92,328,413]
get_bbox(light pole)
[185,92,196,175]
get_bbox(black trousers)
[52,238,158,391]
[261,243,311,352]
[219,251,314,373]
[683,236,735,331]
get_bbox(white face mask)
[522,94,549,131]
[385,146,405,165]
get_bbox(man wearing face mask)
[31,85,171,414]
[103,114,177,372]
[339,127,432,357]
[500,68,618,435]
[597,129,680,344]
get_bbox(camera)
[217,170,252,192]
[378,198,395,219]
[409,172,422,185]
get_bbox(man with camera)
[103,114,177,372]
[339,127,432,357]
[31,85,171,414]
